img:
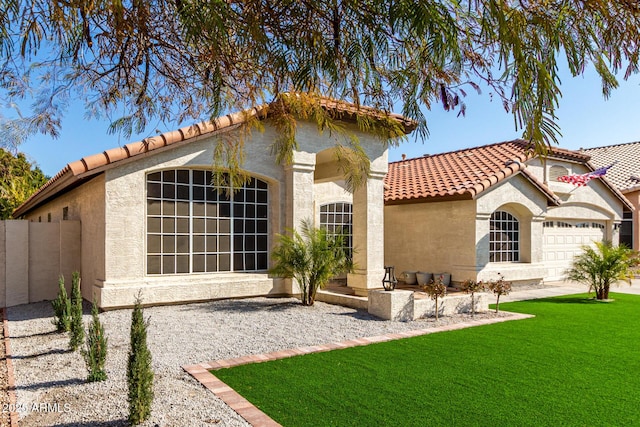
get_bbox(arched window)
[320,202,353,254]
[550,165,570,181]
[146,169,269,274]
[490,211,519,262]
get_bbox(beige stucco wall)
[23,175,105,300]
[475,173,549,283]
[95,119,387,307]
[385,199,477,282]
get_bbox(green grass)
[214,293,640,426]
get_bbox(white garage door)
[542,220,606,281]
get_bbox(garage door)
[542,220,605,281]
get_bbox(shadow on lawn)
[515,295,600,305]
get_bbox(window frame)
[489,210,520,263]
[145,169,269,275]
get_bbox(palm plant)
[270,219,353,306]
[566,241,638,301]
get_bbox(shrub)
[487,274,511,313]
[69,271,84,351]
[269,219,353,306]
[422,275,447,320]
[51,275,71,332]
[566,241,638,300]
[460,279,484,317]
[82,299,108,382]
[127,294,154,425]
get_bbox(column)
[347,171,386,296]
[284,151,316,230]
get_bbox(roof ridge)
[389,138,532,165]
[582,140,640,151]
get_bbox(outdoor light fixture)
[382,266,397,291]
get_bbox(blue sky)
[19,65,640,177]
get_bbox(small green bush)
[127,294,154,425]
[82,300,108,382]
[69,271,84,351]
[51,275,71,332]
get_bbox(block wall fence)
[0,220,81,307]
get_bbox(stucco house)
[383,140,633,286]
[582,141,640,251]
[12,102,415,309]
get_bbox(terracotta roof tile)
[385,139,538,203]
[13,101,414,218]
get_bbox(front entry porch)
[317,282,489,321]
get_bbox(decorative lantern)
[382,266,397,291]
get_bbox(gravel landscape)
[6,296,514,426]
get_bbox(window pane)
[193,202,205,216]
[147,235,161,253]
[177,170,189,183]
[193,235,205,252]
[219,235,230,252]
[257,236,268,251]
[147,200,161,215]
[193,186,204,201]
[163,235,175,252]
[147,182,161,198]
[206,236,217,252]
[147,256,161,274]
[219,254,230,271]
[234,253,244,270]
[245,253,255,271]
[177,185,190,200]
[163,183,175,198]
[219,219,231,233]
[148,217,161,233]
[193,218,205,233]
[176,201,189,217]
[162,170,175,182]
[163,255,175,274]
[177,236,189,253]
[176,218,189,233]
[176,255,189,273]
[193,255,205,272]
[148,172,161,182]
[257,253,268,270]
[162,201,175,216]
[162,218,175,233]
[193,170,205,185]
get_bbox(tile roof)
[385,139,562,203]
[14,100,416,218]
[582,141,640,193]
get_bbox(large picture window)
[146,169,268,275]
[489,211,519,262]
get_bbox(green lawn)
[214,293,640,426]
